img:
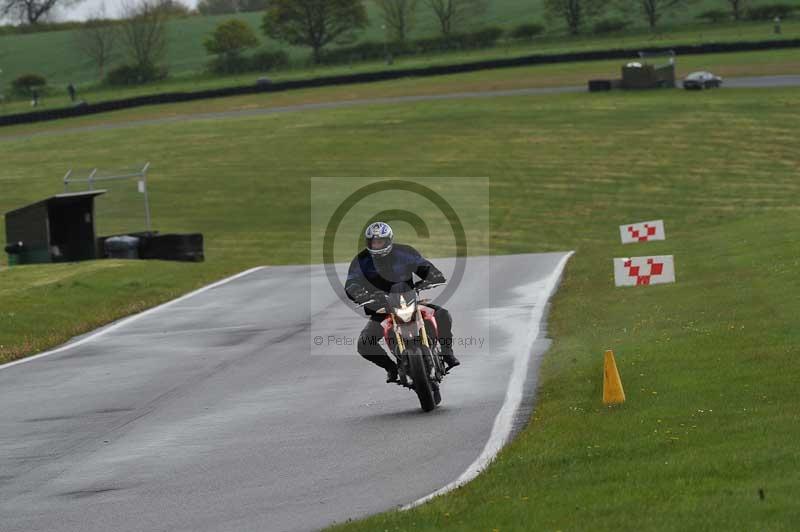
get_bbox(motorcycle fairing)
[380,306,439,346]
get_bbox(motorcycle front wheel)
[406,346,436,412]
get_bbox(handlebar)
[354,282,445,308]
[356,298,378,308]
[416,282,445,291]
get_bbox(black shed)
[4,190,106,265]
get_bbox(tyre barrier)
[139,233,204,262]
[588,79,614,92]
[97,232,204,262]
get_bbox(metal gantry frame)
[63,162,152,231]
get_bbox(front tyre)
[407,347,436,412]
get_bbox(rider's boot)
[442,347,460,370]
[386,367,399,383]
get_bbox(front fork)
[392,308,444,387]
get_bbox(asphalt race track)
[0,252,571,532]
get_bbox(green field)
[1,81,799,528]
[0,0,798,111]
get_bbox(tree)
[1,0,81,24]
[262,0,368,64]
[423,0,486,36]
[156,0,191,16]
[204,19,259,59]
[544,0,604,35]
[374,0,417,42]
[11,73,46,95]
[74,11,118,78]
[725,0,746,20]
[627,0,689,29]
[120,0,169,71]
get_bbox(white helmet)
[365,222,393,256]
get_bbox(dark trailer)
[4,190,106,265]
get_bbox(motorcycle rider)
[345,222,460,383]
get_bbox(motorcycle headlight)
[394,302,416,323]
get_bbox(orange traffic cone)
[603,349,626,405]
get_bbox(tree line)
[5,0,793,31]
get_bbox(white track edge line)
[402,251,575,510]
[0,266,266,371]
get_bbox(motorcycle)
[358,282,448,412]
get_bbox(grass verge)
[327,211,800,531]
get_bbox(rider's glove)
[364,292,388,313]
[421,271,446,288]
[348,285,372,304]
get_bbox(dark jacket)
[345,244,445,315]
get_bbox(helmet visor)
[369,238,389,250]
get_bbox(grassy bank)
[0,16,798,116]
[1,0,798,84]
[1,47,798,135]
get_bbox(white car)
[683,71,723,90]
